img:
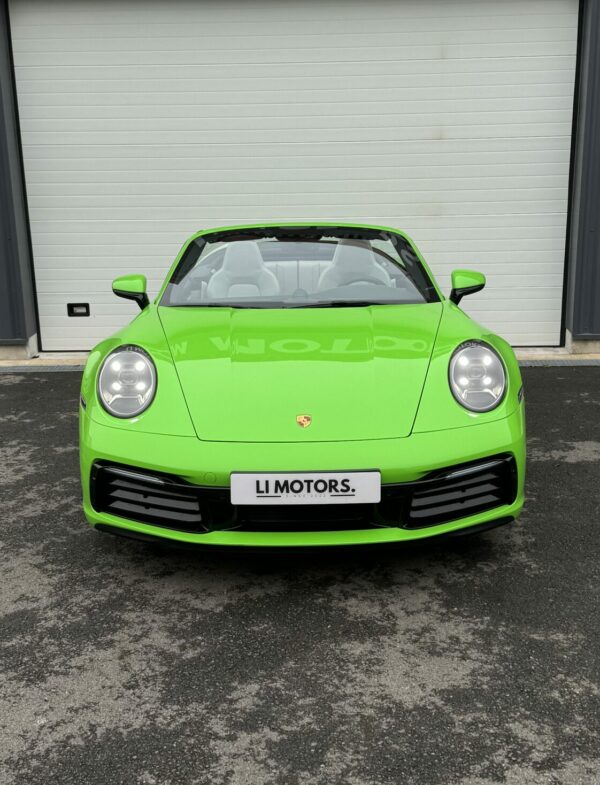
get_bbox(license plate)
[230,471,381,505]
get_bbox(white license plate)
[230,471,381,505]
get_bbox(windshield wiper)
[283,300,397,309]
[171,300,400,309]
[173,302,283,309]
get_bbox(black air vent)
[402,454,517,528]
[92,464,208,531]
[67,303,90,317]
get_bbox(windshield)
[161,227,439,309]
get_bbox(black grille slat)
[409,493,504,520]
[106,499,203,525]
[108,488,201,513]
[109,477,195,502]
[410,481,503,508]
[411,471,504,497]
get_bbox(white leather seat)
[206,241,280,300]
[317,241,391,291]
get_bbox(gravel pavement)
[0,368,599,785]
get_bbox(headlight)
[98,346,156,418]
[449,341,506,412]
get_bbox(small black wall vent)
[67,303,90,317]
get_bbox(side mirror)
[450,269,486,305]
[112,274,149,310]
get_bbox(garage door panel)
[13,40,578,70]
[25,163,571,184]
[10,0,577,348]
[20,136,573,160]
[19,124,575,149]
[12,21,578,53]
[15,78,578,106]
[19,103,576,132]
[26,200,570,221]
[18,94,576,120]
[19,96,576,123]
[14,57,578,91]
[26,175,571,197]
[16,79,577,109]
[12,13,579,43]
[9,1,575,21]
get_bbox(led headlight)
[98,346,156,418]
[449,341,506,412]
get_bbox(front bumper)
[80,405,525,547]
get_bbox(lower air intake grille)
[400,454,517,529]
[91,463,230,532]
[90,454,517,535]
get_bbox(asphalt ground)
[0,368,598,785]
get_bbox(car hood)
[158,303,443,442]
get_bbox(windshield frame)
[158,224,442,308]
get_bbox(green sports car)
[79,223,525,547]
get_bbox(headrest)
[222,241,264,277]
[332,240,375,272]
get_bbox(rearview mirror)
[449,269,486,305]
[112,274,149,310]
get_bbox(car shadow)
[97,523,511,582]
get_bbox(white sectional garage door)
[10,0,578,349]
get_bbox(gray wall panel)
[0,0,36,345]
[568,0,600,339]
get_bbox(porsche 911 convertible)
[79,223,525,547]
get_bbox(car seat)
[317,240,392,291]
[206,241,280,299]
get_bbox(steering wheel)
[341,275,387,287]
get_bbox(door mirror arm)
[113,288,150,310]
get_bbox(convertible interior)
[173,239,424,304]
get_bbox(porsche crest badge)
[296,414,312,428]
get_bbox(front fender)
[80,306,195,437]
[413,302,523,434]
